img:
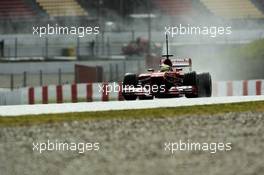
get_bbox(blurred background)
[0,0,264,90]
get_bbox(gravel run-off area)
[0,112,264,175]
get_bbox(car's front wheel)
[197,73,212,97]
[122,73,138,100]
[184,71,198,98]
[184,72,212,98]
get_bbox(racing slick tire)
[183,71,197,86]
[183,71,198,98]
[138,95,154,100]
[122,73,138,100]
[185,93,198,98]
[197,73,212,97]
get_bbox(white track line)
[0,96,264,117]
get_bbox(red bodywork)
[123,58,198,98]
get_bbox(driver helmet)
[160,64,171,72]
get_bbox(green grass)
[0,101,264,127]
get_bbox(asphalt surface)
[1,95,264,116]
[0,111,264,175]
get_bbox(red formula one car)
[122,35,212,100]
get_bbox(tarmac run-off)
[0,95,263,116]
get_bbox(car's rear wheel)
[122,73,138,100]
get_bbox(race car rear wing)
[161,34,192,71]
[160,58,192,71]
[171,58,192,68]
